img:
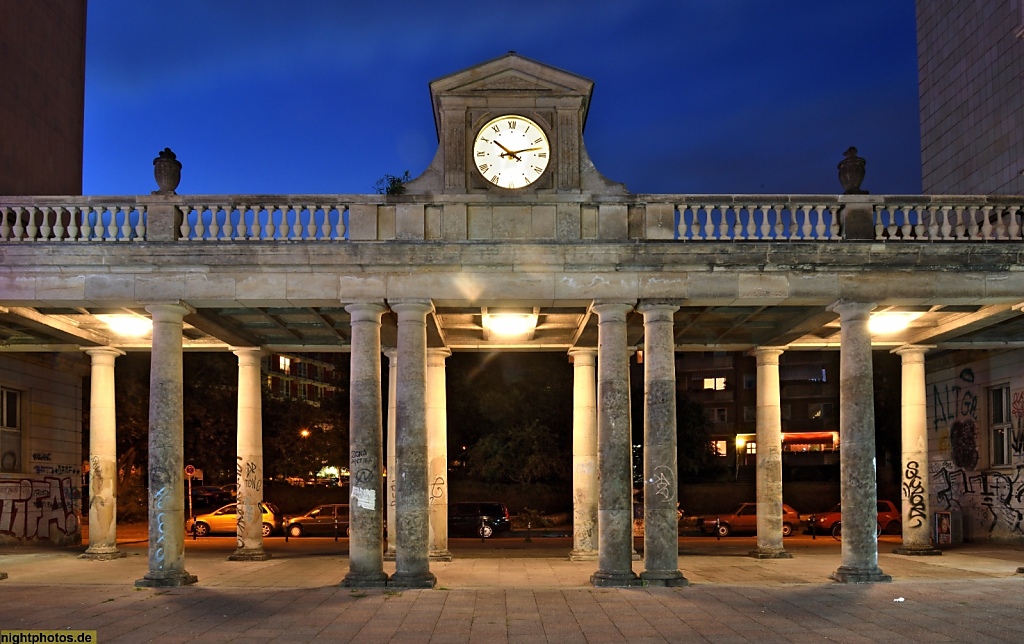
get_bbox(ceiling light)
[482,313,538,338]
[868,312,922,335]
[96,314,153,337]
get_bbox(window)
[991,385,1012,466]
[743,406,755,422]
[1,387,21,473]
[745,441,757,455]
[743,374,756,389]
[279,356,292,374]
[710,440,728,457]
[781,364,827,383]
[703,377,726,391]
[710,407,727,423]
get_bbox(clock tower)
[403,52,626,196]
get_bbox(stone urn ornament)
[838,147,868,194]
[152,147,182,195]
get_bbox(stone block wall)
[0,353,85,545]
[926,348,1024,542]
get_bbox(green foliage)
[374,170,411,195]
[467,421,566,485]
[675,394,719,478]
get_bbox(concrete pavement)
[2,530,1023,642]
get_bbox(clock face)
[472,114,550,189]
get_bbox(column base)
[568,549,598,561]
[429,550,452,562]
[228,548,271,561]
[749,548,793,559]
[829,566,892,584]
[892,545,942,556]
[135,570,198,588]
[342,571,389,588]
[388,571,437,589]
[79,547,127,561]
[640,570,688,587]
[590,570,641,588]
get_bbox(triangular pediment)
[463,70,559,94]
[430,52,593,98]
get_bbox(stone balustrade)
[1,194,1021,243]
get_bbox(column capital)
[635,301,679,317]
[427,347,452,359]
[388,300,434,316]
[83,346,126,359]
[750,347,785,364]
[345,301,388,322]
[592,300,634,322]
[828,300,876,320]
[569,347,597,365]
[894,345,934,359]
[144,302,192,321]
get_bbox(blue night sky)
[83,0,920,197]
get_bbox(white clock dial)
[472,114,550,189]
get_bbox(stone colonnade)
[114,297,929,587]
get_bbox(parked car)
[220,483,237,498]
[448,502,512,538]
[808,500,902,537]
[285,504,351,537]
[186,501,284,537]
[696,502,802,537]
[188,485,232,509]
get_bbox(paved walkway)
[2,533,1023,642]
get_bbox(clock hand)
[508,147,543,155]
[492,140,522,162]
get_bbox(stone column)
[751,347,791,559]
[343,302,389,587]
[82,346,126,560]
[229,347,269,561]
[569,348,599,561]
[893,346,942,556]
[638,303,687,586]
[829,300,891,583]
[590,301,640,587]
[136,303,197,587]
[426,348,451,561]
[384,349,397,560]
[387,301,436,589]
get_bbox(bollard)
[715,516,721,541]
[525,521,532,543]
[810,514,817,540]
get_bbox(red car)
[809,499,902,537]
[696,502,802,537]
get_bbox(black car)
[188,485,232,510]
[448,502,512,538]
[284,504,351,537]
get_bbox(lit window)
[703,377,726,391]
[279,356,291,374]
[711,440,728,456]
[745,441,757,455]
[991,385,1012,466]
[1,387,21,473]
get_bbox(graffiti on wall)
[930,461,1024,536]
[0,476,79,542]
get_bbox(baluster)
[320,205,332,239]
[179,205,193,239]
[925,206,939,240]
[796,205,810,239]
[675,205,687,240]
[871,206,884,239]
[189,206,204,240]
[117,206,131,240]
[65,206,79,240]
[52,206,67,240]
[265,204,279,239]
[717,205,730,240]
[206,205,220,240]
[810,205,823,239]
[81,206,95,240]
[0,207,10,240]
[897,206,912,239]
[938,206,952,239]
[772,204,785,239]
[337,205,348,239]
[992,206,1008,240]
[36,206,53,240]
[755,205,768,239]
[1008,205,1022,240]
[248,204,262,240]
[279,205,291,239]
[134,206,147,241]
[965,206,980,239]
[306,204,318,239]
[980,206,994,240]
[105,206,118,240]
[12,206,27,240]
[223,205,236,239]
[24,207,39,240]
[732,205,744,239]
